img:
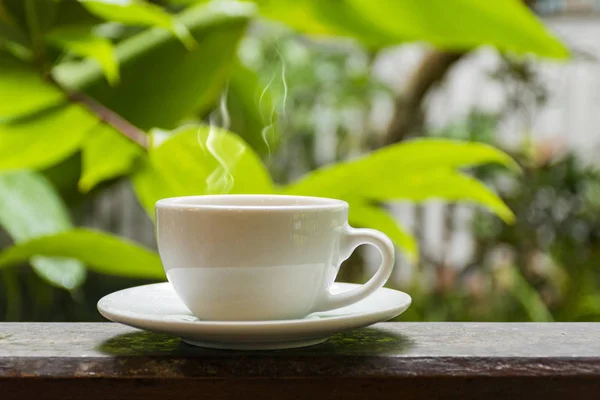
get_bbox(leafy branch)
[67,90,149,149]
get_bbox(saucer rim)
[97,282,412,329]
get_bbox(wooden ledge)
[2,322,600,399]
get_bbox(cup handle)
[313,225,395,312]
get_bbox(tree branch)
[384,50,465,146]
[383,1,538,147]
[68,91,149,149]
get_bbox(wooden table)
[1,322,600,399]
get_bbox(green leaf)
[255,0,390,48]
[132,124,274,216]
[0,170,85,289]
[0,55,65,119]
[0,228,165,280]
[283,139,515,222]
[383,171,514,223]
[55,1,255,131]
[79,124,142,192]
[227,61,278,156]
[255,0,568,58]
[285,139,518,195]
[348,200,417,261]
[46,25,119,85]
[0,104,98,171]
[79,0,195,49]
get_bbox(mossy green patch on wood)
[98,331,181,356]
[0,334,13,341]
[306,327,415,354]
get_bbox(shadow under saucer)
[98,325,414,356]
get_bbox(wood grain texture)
[2,322,600,399]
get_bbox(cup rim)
[155,194,348,211]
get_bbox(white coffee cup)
[155,194,395,321]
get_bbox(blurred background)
[1,0,600,323]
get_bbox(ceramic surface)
[156,195,395,320]
[97,282,412,350]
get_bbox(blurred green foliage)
[0,0,570,321]
[403,132,600,322]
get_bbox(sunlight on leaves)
[132,124,273,216]
[0,55,65,119]
[374,170,515,223]
[283,139,516,223]
[286,139,519,197]
[254,0,568,58]
[0,105,98,172]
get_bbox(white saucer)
[97,282,411,350]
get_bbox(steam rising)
[199,50,288,194]
[259,49,287,155]
[280,55,288,121]
[200,85,244,194]
[218,83,231,130]
[259,73,276,155]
